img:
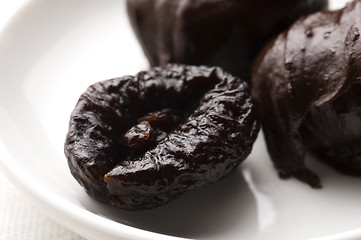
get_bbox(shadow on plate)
[79,166,257,239]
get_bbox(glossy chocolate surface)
[252,1,361,187]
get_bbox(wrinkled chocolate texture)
[65,64,259,209]
[252,1,361,188]
[126,0,328,80]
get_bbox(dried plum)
[126,0,328,80]
[65,64,259,209]
[251,0,361,188]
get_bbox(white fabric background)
[0,173,85,240]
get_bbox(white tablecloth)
[0,173,85,240]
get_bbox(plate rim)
[0,140,189,240]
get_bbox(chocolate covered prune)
[65,64,259,209]
[126,0,328,80]
[252,0,361,188]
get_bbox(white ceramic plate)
[0,1,360,240]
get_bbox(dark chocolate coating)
[65,64,259,209]
[126,0,328,81]
[252,0,361,188]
